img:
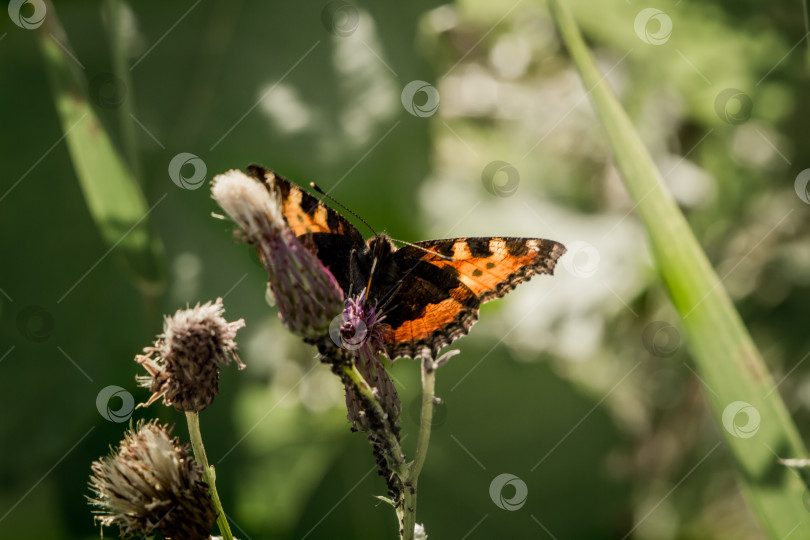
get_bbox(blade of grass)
[548,0,810,537]
[37,2,166,297]
[102,0,142,183]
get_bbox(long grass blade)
[549,0,810,536]
[37,3,166,297]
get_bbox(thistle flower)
[136,298,245,412]
[334,289,400,432]
[211,169,344,341]
[88,420,216,539]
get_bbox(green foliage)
[2,0,809,538]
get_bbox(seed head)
[136,298,245,412]
[88,420,216,539]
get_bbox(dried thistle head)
[88,420,216,540]
[211,169,344,341]
[136,298,245,412]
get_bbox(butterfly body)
[247,164,566,359]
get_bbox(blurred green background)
[2,0,809,538]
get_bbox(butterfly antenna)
[388,237,456,261]
[310,182,377,236]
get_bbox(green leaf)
[37,3,166,297]
[549,0,810,537]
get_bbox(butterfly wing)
[246,164,365,293]
[406,237,566,303]
[381,237,565,358]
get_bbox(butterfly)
[247,165,566,359]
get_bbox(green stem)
[342,361,418,538]
[341,363,408,477]
[409,357,436,483]
[399,356,436,540]
[185,411,234,540]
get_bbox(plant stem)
[341,363,408,477]
[409,356,436,484]
[341,361,419,538]
[399,356,437,539]
[185,411,234,540]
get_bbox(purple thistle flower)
[333,289,400,433]
[332,288,391,355]
[211,170,344,341]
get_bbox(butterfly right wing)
[378,236,565,359]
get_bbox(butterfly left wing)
[379,237,565,359]
[246,164,364,243]
[246,164,365,293]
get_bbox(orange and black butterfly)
[247,165,566,359]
